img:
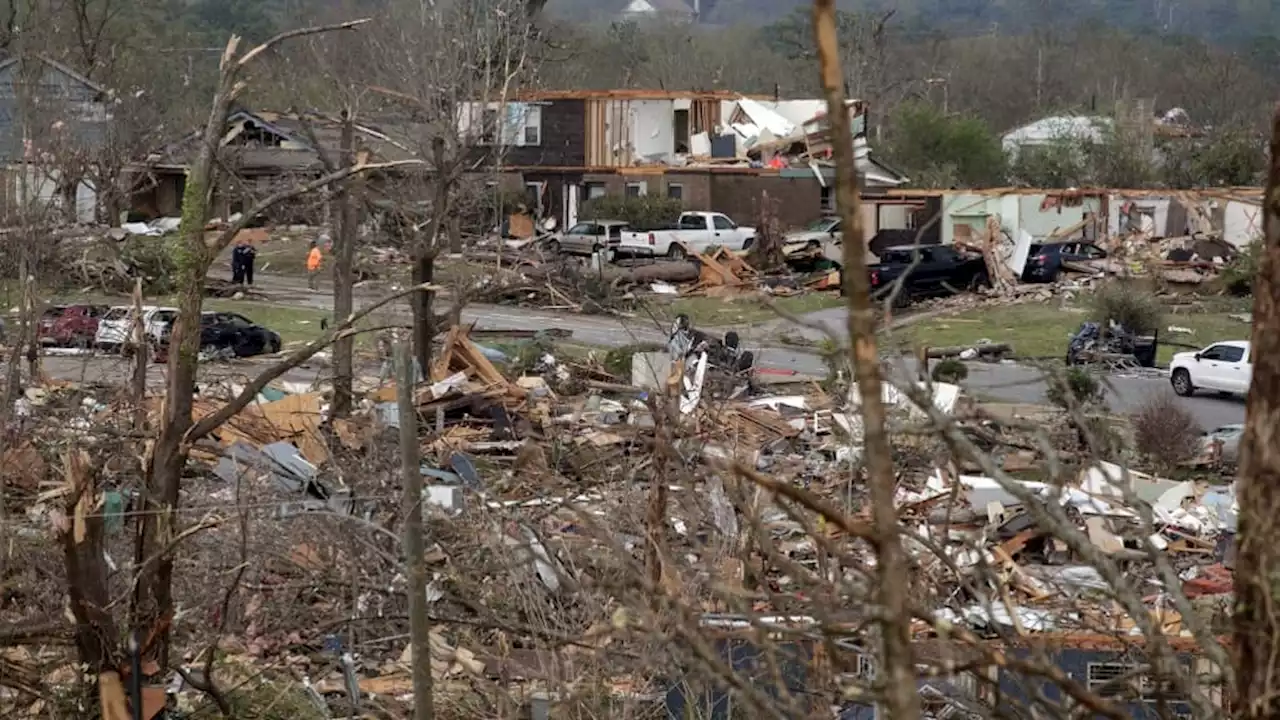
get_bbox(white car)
[783,216,843,265]
[95,306,179,350]
[1169,340,1252,397]
[617,211,755,259]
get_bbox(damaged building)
[456,89,908,231]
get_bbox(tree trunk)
[332,110,357,417]
[63,451,119,673]
[397,341,434,720]
[1235,105,1280,719]
[412,251,436,376]
[412,136,450,374]
[135,258,204,670]
[813,3,921,720]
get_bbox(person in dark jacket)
[241,243,257,286]
[230,245,245,284]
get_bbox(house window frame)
[820,186,835,214]
[625,181,647,198]
[667,183,684,200]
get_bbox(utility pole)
[396,340,433,720]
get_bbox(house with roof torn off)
[456,89,907,231]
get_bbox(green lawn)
[203,300,333,346]
[662,292,845,326]
[887,299,1252,365]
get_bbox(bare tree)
[132,19,420,670]
[370,0,539,371]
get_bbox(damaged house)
[457,89,907,231]
[0,54,109,224]
[128,109,419,223]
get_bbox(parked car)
[783,216,843,265]
[39,304,108,347]
[95,306,178,350]
[199,311,282,357]
[1022,241,1108,282]
[546,220,631,256]
[1200,424,1244,465]
[1170,340,1252,397]
[617,211,756,259]
[856,245,988,304]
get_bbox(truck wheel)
[1171,368,1195,397]
[667,244,686,260]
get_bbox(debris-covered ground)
[0,303,1240,717]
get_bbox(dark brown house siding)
[504,99,586,167]
[709,174,824,229]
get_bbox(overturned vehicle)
[1065,321,1157,369]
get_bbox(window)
[567,223,593,235]
[678,215,704,230]
[712,215,735,230]
[480,109,497,144]
[1087,662,1136,697]
[584,183,606,201]
[1080,244,1106,259]
[854,653,877,680]
[820,186,835,214]
[625,182,646,197]
[667,183,684,200]
[1202,345,1244,362]
[1219,346,1245,363]
[521,105,542,146]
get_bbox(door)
[1195,345,1232,391]
[711,214,737,248]
[1215,344,1249,393]
[562,223,593,253]
[677,214,709,251]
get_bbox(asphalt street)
[28,272,1247,432]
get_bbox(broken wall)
[630,99,676,162]
[1106,195,1173,238]
[1222,199,1261,248]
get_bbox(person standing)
[306,240,323,290]
[230,244,245,284]
[243,243,257,286]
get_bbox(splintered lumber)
[981,215,1017,294]
[431,325,526,405]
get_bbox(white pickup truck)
[617,211,755,260]
[1170,340,1252,397]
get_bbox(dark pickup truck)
[850,245,989,304]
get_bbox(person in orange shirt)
[306,240,322,289]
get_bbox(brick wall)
[709,174,824,229]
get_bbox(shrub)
[580,195,683,231]
[1220,236,1260,297]
[1046,366,1105,410]
[1089,283,1162,336]
[931,358,969,384]
[1131,392,1202,471]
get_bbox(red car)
[39,304,108,347]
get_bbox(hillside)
[544,0,1280,47]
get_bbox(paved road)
[27,272,1245,431]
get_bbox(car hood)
[1171,351,1198,364]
